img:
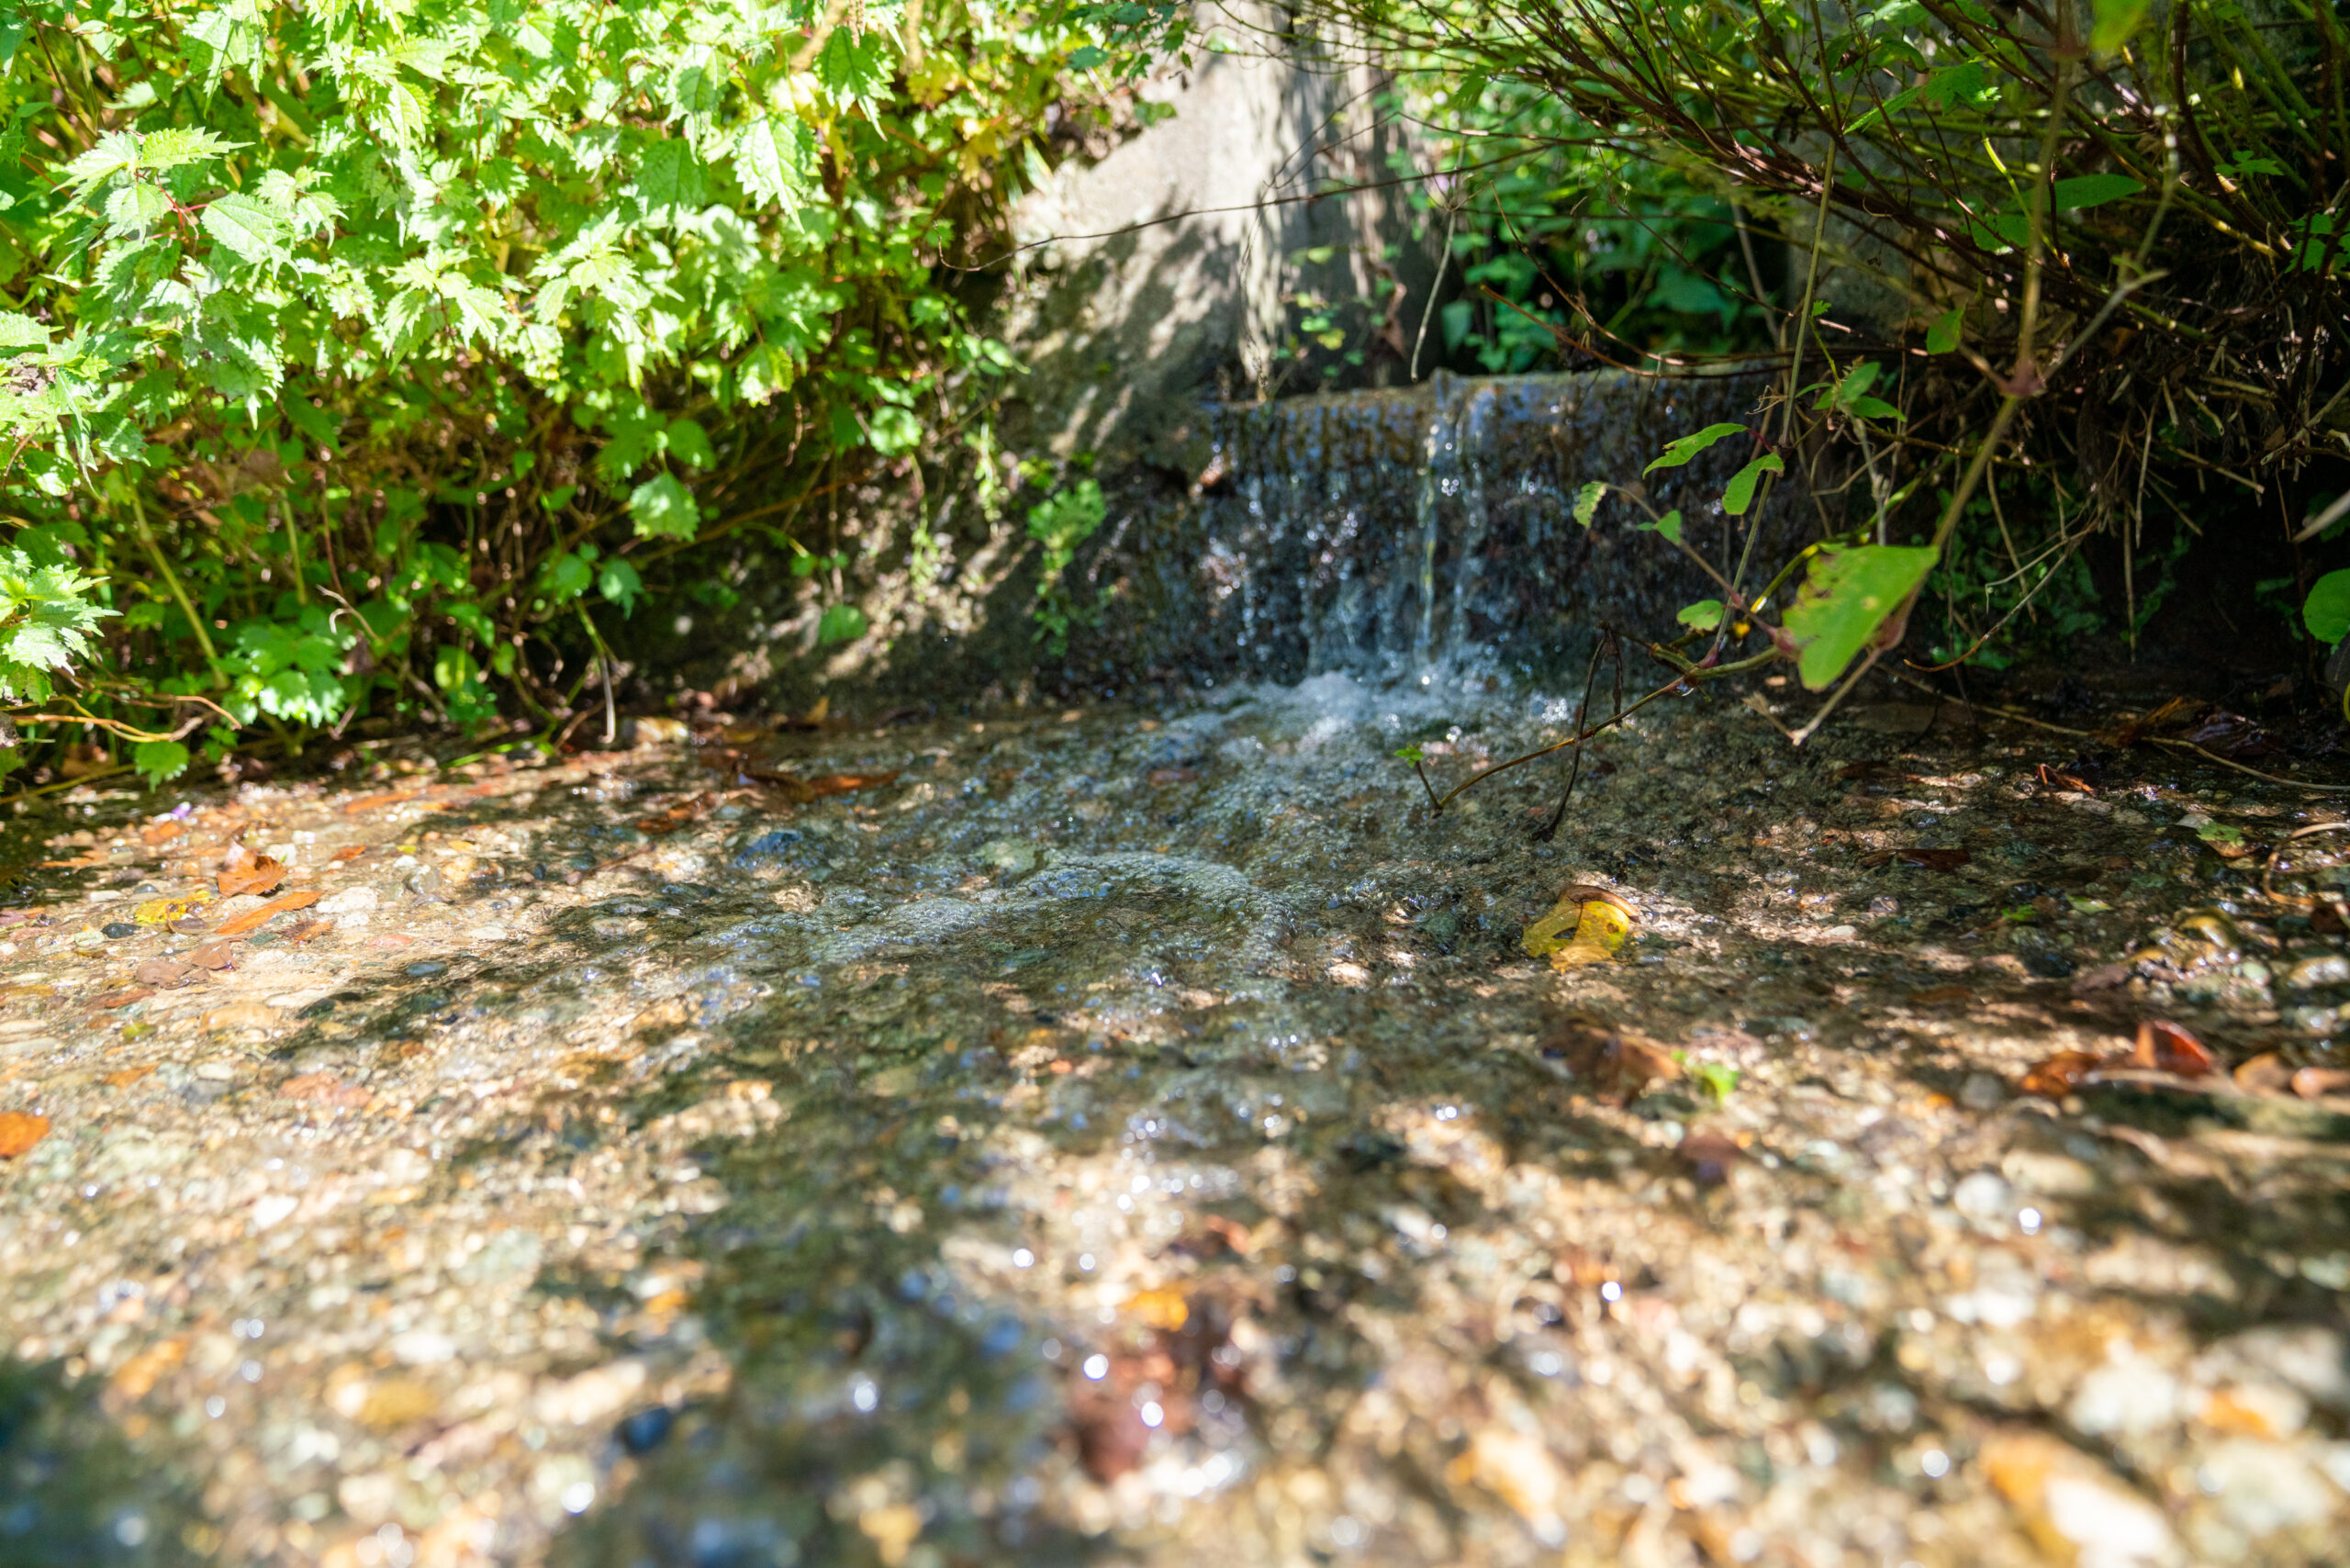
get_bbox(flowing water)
[1,376,2347,1568]
[1084,368,1792,689]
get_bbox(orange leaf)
[140,820,186,846]
[2132,1019,2215,1078]
[331,846,367,863]
[0,1111,50,1158]
[341,790,423,815]
[2020,1049,2107,1099]
[218,847,286,898]
[212,889,324,938]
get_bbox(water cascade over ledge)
[1077,365,1792,690]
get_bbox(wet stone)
[0,675,2344,1568]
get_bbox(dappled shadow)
[0,1357,200,1565]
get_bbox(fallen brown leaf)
[139,820,185,846]
[203,1002,279,1033]
[2233,1052,2294,1095]
[2035,763,2097,793]
[1147,767,1200,786]
[213,889,324,938]
[1908,984,1975,1005]
[217,843,287,898]
[331,846,367,863]
[2020,1050,2106,1099]
[1540,1016,1679,1103]
[2070,962,2132,994]
[285,919,336,945]
[92,987,152,1009]
[341,789,425,814]
[1678,1129,1742,1186]
[2133,1019,2216,1078]
[106,1337,185,1404]
[130,958,196,989]
[0,1111,50,1158]
[278,1072,371,1109]
[102,1065,156,1090]
[188,942,236,970]
[2292,1067,2350,1100]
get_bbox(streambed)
[1,672,2346,1567]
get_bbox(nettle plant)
[0,0,1103,788]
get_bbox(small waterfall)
[1084,365,1786,689]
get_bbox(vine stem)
[128,487,228,689]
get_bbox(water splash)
[1106,367,1783,689]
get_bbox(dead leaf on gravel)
[285,919,335,945]
[105,1338,185,1406]
[131,958,196,988]
[341,790,424,815]
[2292,1067,2350,1100]
[331,846,367,863]
[2035,763,2097,793]
[204,1002,279,1033]
[218,843,286,898]
[2233,1053,2294,1095]
[1540,1016,1679,1103]
[278,1072,371,1109]
[213,889,323,937]
[2133,1019,2215,1078]
[139,820,185,846]
[745,767,901,803]
[1908,984,1974,1005]
[102,1066,156,1090]
[2020,1050,2106,1099]
[93,987,152,1009]
[132,894,208,925]
[635,794,708,836]
[1861,846,1971,870]
[1522,886,1637,969]
[1679,1129,1743,1187]
[0,1111,50,1157]
[2070,962,2132,994]
[189,943,236,970]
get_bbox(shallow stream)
[1,670,2348,1567]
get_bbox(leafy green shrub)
[0,0,1109,786]
[1257,0,2350,681]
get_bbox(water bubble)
[1013,1248,1035,1268]
[2018,1206,2043,1234]
[1599,1281,1623,1303]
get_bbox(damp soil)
[1,673,2347,1568]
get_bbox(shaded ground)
[1,671,2347,1568]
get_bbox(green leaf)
[626,473,699,541]
[1643,422,1745,476]
[1781,544,1940,690]
[0,313,47,351]
[2302,569,2350,644]
[1636,509,1684,544]
[132,739,190,790]
[1722,454,1784,516]
[2052,174,2143,211]
[664,418,715,468]
[2089,0,2154,54]
[818,603,868,644]
[1925,307,1964,353]
[734,115,815,212]
[544,552,594,602]
[1394,743,1425,764]
[200,193,292,268]
[598,558,643,614]
[1572,480,1606,528]
[1677,599,1725,632]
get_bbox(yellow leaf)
[1520,888,1636,970]
[133,894,211,925]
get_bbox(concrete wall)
[992,6,1438,471]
